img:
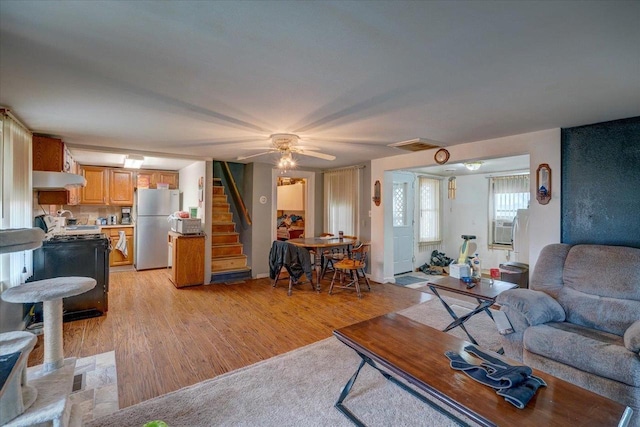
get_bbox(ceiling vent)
[387,138,442,152]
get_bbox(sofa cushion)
[524,322,640,387]
[555,286,640,336]
[563,244,640,300]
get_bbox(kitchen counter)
[99,224,134,229]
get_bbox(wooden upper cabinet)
[32,135,64,171]
[109,169,134,205]
[80,166,109,205]
[156,172,178,189]
[135,170,179,189]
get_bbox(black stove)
[29,233,110,322]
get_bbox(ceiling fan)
[236,133,336,162]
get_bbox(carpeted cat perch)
[0,227,96,426]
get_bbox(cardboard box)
[449,263,471,279]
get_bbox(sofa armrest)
[624,320,640,353]
[496,289,566,328]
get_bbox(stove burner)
[49,233,107,242]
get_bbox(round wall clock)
[434,148,450,165]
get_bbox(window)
[418,176,441,243]
[488,174,530,247]
[392,182,407,226]
[323,167,361,236]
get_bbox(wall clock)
[434,148,450,165]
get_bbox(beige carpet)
[87,297,499,427]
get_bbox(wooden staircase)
[212,178,251,282]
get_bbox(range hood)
[32,171,86,190]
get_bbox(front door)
[393,172,414,275]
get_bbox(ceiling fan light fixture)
[464,161,483,171]
[277,152,296,170]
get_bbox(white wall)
[371,129,561,283]
[179,161,206,219]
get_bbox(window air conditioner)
[494,220,514,245]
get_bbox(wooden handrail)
[220,162,252,226]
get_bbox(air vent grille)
[388,138,441,152]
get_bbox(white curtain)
[418,176,441,243]
[323,167,361,237]
[490,174,530,220]
[1,111,34,287]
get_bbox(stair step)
[213,202,230,211]
[212,243,243,257]
[212,255,247,271]
[212,223,235,233]
[212,232,239,244]
[213,194,227,203]
[213,212,233,222]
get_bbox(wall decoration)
[561,116,640,247]
[434,148,450,165]
[372,180,381,206]
[536,164,551,205]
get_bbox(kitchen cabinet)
[168,231,205,288]
[32,135,80,205]
[103,226,134,267]
[109,169,134,205]
[32,135,64,171]
[80,166,109,205]
[136,170,179,189]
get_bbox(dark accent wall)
[561,116,640,248]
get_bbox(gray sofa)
[496,243,639,424]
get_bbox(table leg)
[335,350,471,427]
[428,286,492,346]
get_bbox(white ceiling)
[1,1,639,170]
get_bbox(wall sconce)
[464,161,483,171]
[372,180,381,206]
[124,154,144,169]
[448,176,456,199]
[536,163,552,205]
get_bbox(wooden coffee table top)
[334,313,628,427]
[427,275,517,301]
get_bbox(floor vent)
[72,373,84,392]
[388,138,442,152]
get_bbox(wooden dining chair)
[321,235,356,280]
[329,242,371,298]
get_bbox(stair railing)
[220,162,252,226]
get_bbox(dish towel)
[115,230,128,258]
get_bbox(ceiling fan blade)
[236,151,274,160]
[295,150,336,161]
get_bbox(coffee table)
[426,276,517,347]
[333,313,633,427]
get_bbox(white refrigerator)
[135,189,180,270]
[512,208,530,265]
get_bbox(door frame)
[271,169,315,242]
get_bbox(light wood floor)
[27,269,433,408]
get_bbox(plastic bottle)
[471,253,482,280]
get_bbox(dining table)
[287,236,356,288]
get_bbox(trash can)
[499,262,529,288]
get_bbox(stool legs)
[43,298,64,372]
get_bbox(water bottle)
[472,253,482,280]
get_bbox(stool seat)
[1,277,96,303]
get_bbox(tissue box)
[449,263,471,279]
